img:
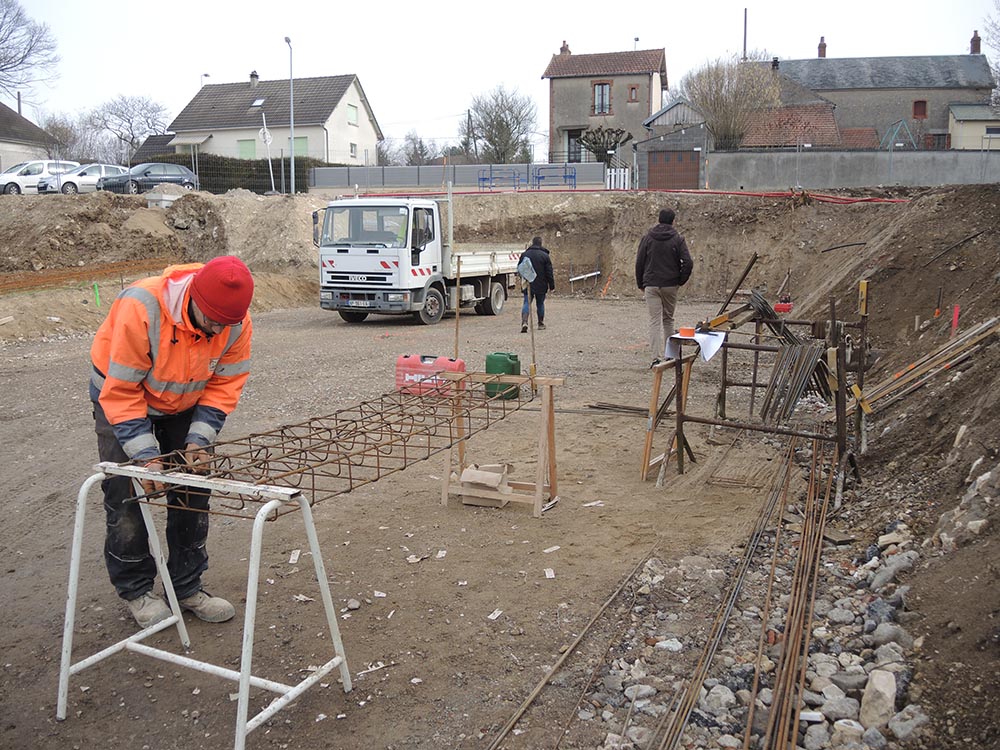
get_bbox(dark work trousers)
[93,401,211,602]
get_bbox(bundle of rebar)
[749,291,833,402]
[758,343,827,424]
[129,374,534,519]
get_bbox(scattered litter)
[337,713,347,719]
[487,608,503,621]
[266,578,275,585]
[543,545,560,554]
[544,568,555,579]
[387,609,395,619]
[293,594,315,602]
[435,550,447,559]
[410,677,423,685]
[229,693,239,702]
[513,728,524,736]
[378,526,389,530]
[341,613,352,619]
[581,500,605,507]
[406,554,427,564]
[192,687,201,695]
[316,713,327,722]
[79,685,90,693]
[46,316,62,323]
[541,496,560,512]
[288,549,301,564]
[374,590,387,598]
[458,580,468,586]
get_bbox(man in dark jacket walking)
[635,208,693,365]
[519,236,555,333]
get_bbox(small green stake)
[93,282,101,307]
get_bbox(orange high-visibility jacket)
[90,263,252,458]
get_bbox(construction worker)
[519,236,555,333]
[636,208,693,367]
[90,256,254,628]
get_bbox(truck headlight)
[386,293,408,303]
[320,291,333,300]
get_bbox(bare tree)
[676,52,781,150]
[985,1,1000,103]
[469,85,535,164]
[578,126,633,165]
[89,95,168,163]
[0,0,58,101]
[402,130,437,166]
[39,111,120,163]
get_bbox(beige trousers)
[644,285,678,359]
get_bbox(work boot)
[520,324,528,334]
[179,590,236,623]
[127,591,172,629]
[537,321,545,330]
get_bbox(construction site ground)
[0,185,998,750]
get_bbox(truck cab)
[314,197,518,325]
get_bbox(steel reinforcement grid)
[124,374,534,520]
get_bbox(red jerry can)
[395,354,466,396]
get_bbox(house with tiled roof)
[166,71,382,164]
[741,75,840,148]
[0,101,55,170]
[772,32,994,150]
[542,41,666,163]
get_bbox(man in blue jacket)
[635,209,693,366]
[519,236,555,333]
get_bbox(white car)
[1,160,80,194]
[36,163,128,194]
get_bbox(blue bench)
[531,165,577,189]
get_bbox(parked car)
[37,163,128,194]
[1,160,80,194]
[96,162,199,194]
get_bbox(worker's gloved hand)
[140,459,166,496]
[183,442,212,474]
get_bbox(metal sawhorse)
[57,463,352,750]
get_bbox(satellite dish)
[259,127,273,145]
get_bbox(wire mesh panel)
[118,374,535,519]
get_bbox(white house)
[0,101,53,170]
[167,71,382,164]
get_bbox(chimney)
[772,57,779,70]
[818,36,827,58]
[250,70,259,88]
[559,40,571,55]
[971,30,981,55]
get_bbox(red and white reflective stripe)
[410,267,432,276]
[380,260,399,269]
[323,259,336,268]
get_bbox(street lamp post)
[200,73,210,88]
[285,36,294,195]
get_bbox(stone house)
[542,41,666,163]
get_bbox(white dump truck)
[314,194,522,325]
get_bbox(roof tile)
[543,49,666,79]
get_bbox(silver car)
[36,163,128,194]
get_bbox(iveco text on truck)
[314,196,521,324]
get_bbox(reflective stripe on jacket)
[90,263,252,455]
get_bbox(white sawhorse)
[57,463,352,750]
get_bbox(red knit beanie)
[190,256,254,325]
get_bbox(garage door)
[647,151,700,189]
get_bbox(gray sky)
[11,0,994,159]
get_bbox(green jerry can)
[485,352,521,400]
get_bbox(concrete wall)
[706,149,1000,190]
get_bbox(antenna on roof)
[742,8,747,61]
[634,37,639,50]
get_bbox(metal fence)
[309,162,606,191]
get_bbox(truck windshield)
[321,205,409,248]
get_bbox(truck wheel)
[482,281,506,316]
[338,311,369,323]
[417,288,445,325]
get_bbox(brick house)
[542,41,666,163]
